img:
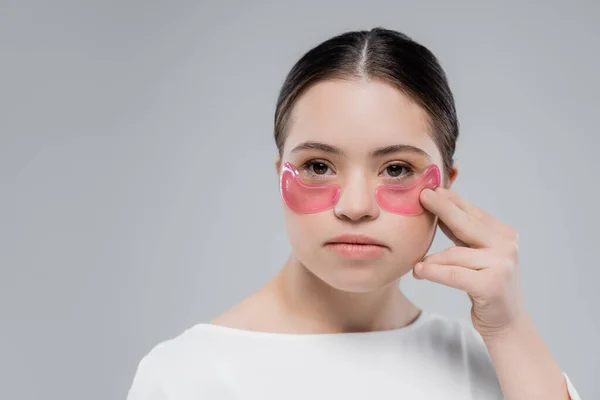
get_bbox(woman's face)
[276,78,456,293]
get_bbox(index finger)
[420,188,501,249]
[438,188,517,241]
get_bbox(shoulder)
[137,322,222,374]
[418,311,492,352]
[126,323,224,399]
[413,311,484,350]
[418,312,503,398]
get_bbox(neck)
[269,254,421,334]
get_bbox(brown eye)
[310,162,329,175]
[384,164,409,178]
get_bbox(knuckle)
[500,256,514,271]
[500,238,519,258]
[508,241,519,257]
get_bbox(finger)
[438,220,467,247]
[421,247,497,270]
[438,188,517,241]
[413,262,478,292]
[420,188,499,248]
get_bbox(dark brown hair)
[273,27,459,177]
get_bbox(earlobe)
[446,164,459,189]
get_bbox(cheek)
[391,213,436,266]
[384,212,437,264]
[282,209,325,256]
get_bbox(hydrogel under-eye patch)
[279,162,440,215]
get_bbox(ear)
[275,155,282,177]
[445,163,459,189]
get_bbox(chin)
[312,260,408,294]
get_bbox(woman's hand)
[413,187,575,399]
[413,187,527,339]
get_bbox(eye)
[382,163,413,179]
[301,160,334,177]
[310,161,329,175]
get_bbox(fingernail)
[414,263,423,275]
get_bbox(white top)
[127,311,580,399]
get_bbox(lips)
[324,234,387,259]
[325,234,386,247]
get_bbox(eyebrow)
[290,141,431,159]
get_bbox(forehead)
[284,78,440,161]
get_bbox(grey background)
[1,0,598,399]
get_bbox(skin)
[212,78,571,399]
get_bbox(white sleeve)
[564,372,581,400]
[126,354,167,400]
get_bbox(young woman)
[127,27,580,399]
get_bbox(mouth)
[324,234,387,259]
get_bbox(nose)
[333,172,380,222]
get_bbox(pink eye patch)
[279,162,341,214]
[280,162,440,216]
